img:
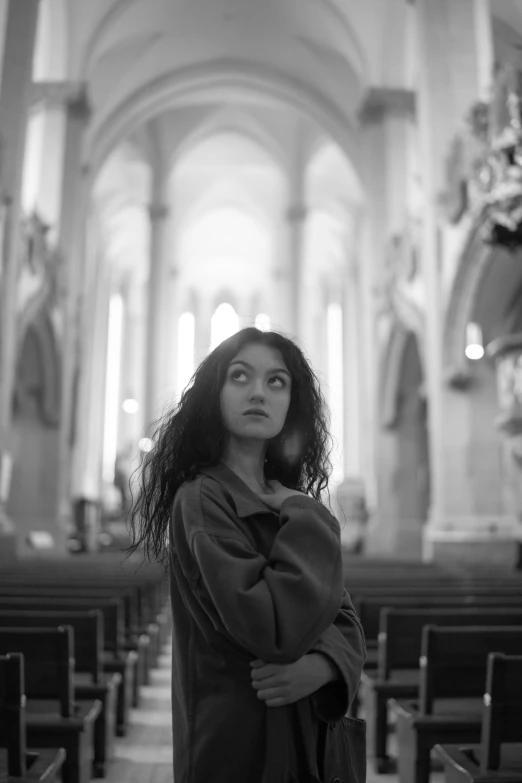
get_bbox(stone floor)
[101,641,445,783]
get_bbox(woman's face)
[220,343,292,442]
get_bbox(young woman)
[129,327,366,783]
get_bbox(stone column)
[343,245,363,480]
[414,0,513,565]
[356,111,389,512]
[144,202,171,433]
[0,0,40,554]
[286,203,307,341]
[55,93,91,536]
[71,234,111,510]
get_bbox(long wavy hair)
[127,327,333,565]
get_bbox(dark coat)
[169,463,366,783]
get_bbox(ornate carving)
[439,134,468,224]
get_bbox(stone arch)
[86,62,362,187]
[15,308,61,427]
[368,320,429,558]
[380,320,425,429]
[8,307,62,555]
[171,111,287,178]
[444,215,522,386]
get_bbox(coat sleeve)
[308,587,366,722]
[182,479,344,663]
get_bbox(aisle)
[103,644,173,783]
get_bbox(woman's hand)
[256,480,306,512]
[249,653,336,707]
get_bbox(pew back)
[0,627,74,718]
[0,652,26,778]
[379,608,522,679]
[0,596,124,654]
[419,626,522,715]
[481,652,522,771]
[0,610,103,683]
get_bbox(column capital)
[148,203,169,222]
[30,81,90,117]
[358,87,416,124]
[286,203,308,224]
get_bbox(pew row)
[434,653,522,783]
[0,653,66,783]
[389,626,522,783]
[359,607,522,773]
[0,610,121,778]
[0,627,101,783]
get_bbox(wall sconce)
[465,322,484,360]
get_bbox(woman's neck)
[222,439,268,492]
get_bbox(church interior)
[1,1,522,782]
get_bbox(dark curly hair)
[127,327,333,565]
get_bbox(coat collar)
[199,463,279,519]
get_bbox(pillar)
[144,202,171,432]
[0,0,40,555]
[56,93,91,537]
[71,234,111,524]
[286,203,307,341]
[414,0,514,565]
[358,89,420,557]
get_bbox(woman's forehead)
[230,343,289,371]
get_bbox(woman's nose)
[249,383,265,402]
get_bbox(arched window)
[255,313,271,332]
[103,294,123,484]
[327,302,344,482]
[21,111,45,213]
[178,312,195,396]
[210,303,240,351]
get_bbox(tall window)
[210,303,240,351]
[255,313,271,332]
[21,112,45,213]
[178,312,195,397]
[327,302,344,482]
[103,294,123,484]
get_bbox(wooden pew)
[389,626,522,783]
[0,584,152,688]
[0,628,101,783]
[360,607,522,773]
[0,610,121,778]
[354,593,522,651]
[0,653,66,783]
[0,563,169,660]
[0,594,138,728]
[434,653,522,783]
[348,594,522,720]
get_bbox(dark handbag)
[263,701,366,783]
[317,715,366,783]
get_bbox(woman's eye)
[269,376,286,387]
[231,370,248,381]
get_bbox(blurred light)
[465,344,485,360]
[465,322,484,361]
[123,398,139,414]
[255,313,271,332]
[138,437,153,453]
